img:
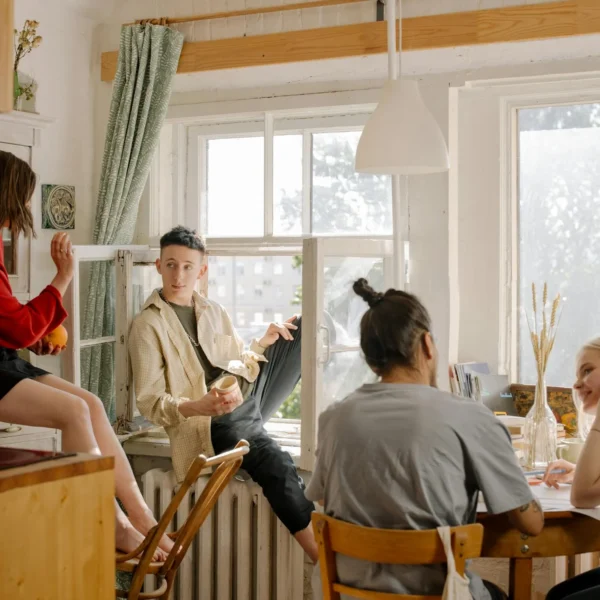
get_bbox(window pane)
[323,350,377,405]
[518,104,600,386]
[207,137,264,237]
[274,134,303,236]
[324,256,385,347]
[312,131,392,235]
[132,264,163,315]
[207,256,301,345]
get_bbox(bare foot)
[116,521,167,562]
[128,510,174,555]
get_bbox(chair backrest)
[127,439,249,599]
[312,513,484,600]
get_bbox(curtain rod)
[129,0,370,26]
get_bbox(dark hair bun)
[353,278,384,308]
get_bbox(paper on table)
[477,485,600,521]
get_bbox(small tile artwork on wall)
[42,184,75,230]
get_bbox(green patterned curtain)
[81,24,183,422]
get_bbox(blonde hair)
[576,337,600,439]
[582,338,600,354]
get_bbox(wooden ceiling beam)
[100,0,600,83]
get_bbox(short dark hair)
[0,150,36,238]
[353,278,432,375]
[159,226,206,253]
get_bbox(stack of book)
[449,363,517,416]
[449,362,490,398]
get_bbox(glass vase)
[13,71,22,110]
[524,375,557,469]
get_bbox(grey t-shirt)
[305,383,534,600]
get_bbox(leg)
[115,499,166,561]
[547,567,600,600]
[212,424,318,562]
[0,378,99,453]
[253,316,302,421]
[244,434,317,562]
[36,376,144,513]
[35,374,173,553]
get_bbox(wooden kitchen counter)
[0,453,115,599]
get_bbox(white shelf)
[0,111,55,129]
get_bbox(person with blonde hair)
[544,337,600,599]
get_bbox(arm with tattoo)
[507,498,544,535]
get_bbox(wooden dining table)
[476,509,600,600]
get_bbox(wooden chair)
[116,439,249,599]
[312,513,484,600]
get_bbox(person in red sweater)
[0,150,172,559]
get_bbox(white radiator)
[141,468,305,600]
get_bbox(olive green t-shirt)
[168,302,254,399]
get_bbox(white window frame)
[184,113,375,244]
[148,88,393,249]
[299,237,394,471]
[455,72,600,383]
[62,245,149,420]
[504,87,600,383]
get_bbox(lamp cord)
[385,0,402,80]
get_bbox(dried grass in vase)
[524,282,562,469]
[527,282,562,380]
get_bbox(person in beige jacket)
[129,226,317,562]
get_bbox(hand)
[50,232,74,281]
[27,339,65,356]
[179,388,243,418]
[258,316,298,349]
[542,459,576,489]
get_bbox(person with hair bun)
[543,338,600,600]
[305,279,543,600]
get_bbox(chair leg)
[161,572,176,600]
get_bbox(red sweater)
[0,242,67,350]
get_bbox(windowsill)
[122,419,303,465]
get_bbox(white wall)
[92,0,600,388]
[14,0,98,372]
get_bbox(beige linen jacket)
[129,289,266,481]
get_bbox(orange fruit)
[560,412,578,435]
[42,324,68,348]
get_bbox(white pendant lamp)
[355,0,449,175]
